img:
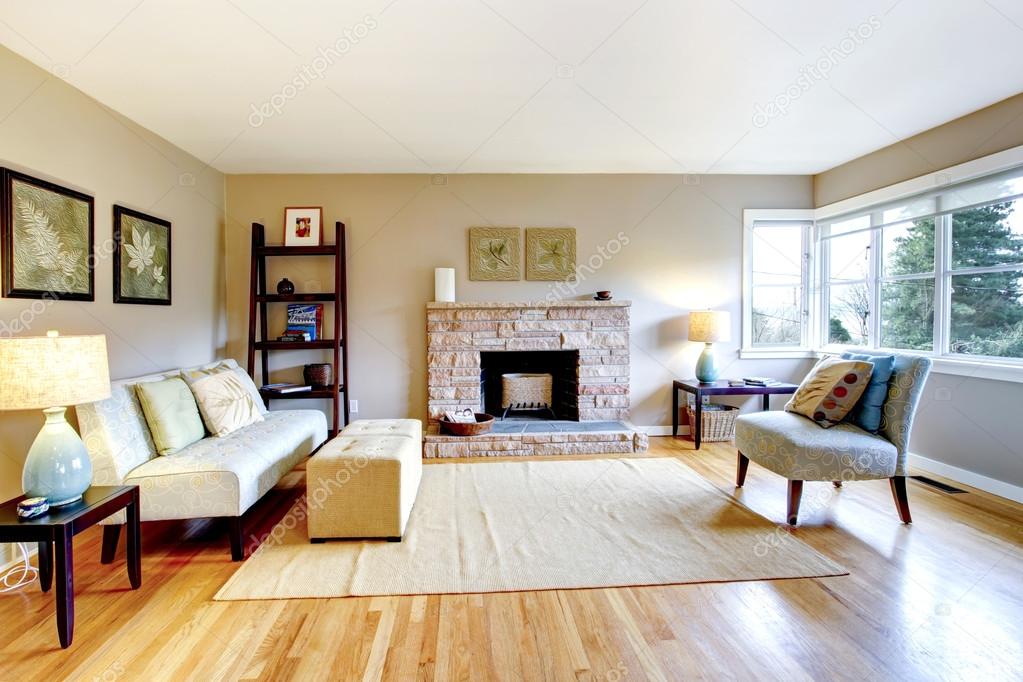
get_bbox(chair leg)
[101,525,121,564]
[890,476,912,524]
[228,517,244,561]
[736,452,750,487]
[787,480,803,525]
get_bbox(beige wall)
[225,173,813,430]
[814,93,1023,206]
[0,46,226,562]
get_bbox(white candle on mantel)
[434,268,456,302]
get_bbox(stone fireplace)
[424,300,647,458]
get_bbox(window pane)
[883,218,934,277]
[950,271,1023,358]
[880,279,934,350]
[951,199,1023,270]
[751,286,801,345]
[826,214,870,237]
[828,231,871,283]
[752,223,802,286]
[827,283,869,345]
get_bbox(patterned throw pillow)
[785,356,874,428]
[181,362,268,416]
[184,368,264,437]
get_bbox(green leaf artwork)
[116,208,170,304]
[9,179,91,295]
[526,228,576,281]
[469,227,520,281]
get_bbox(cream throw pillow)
[784,356,874,428]
[186,368,264,437]
[135,377,206,455]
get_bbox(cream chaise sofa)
[76,359,327,560]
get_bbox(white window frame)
[812,143,1023,383]
[740,209,816,359]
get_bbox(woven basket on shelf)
[685,404,739,442]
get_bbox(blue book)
[286,304,322,341]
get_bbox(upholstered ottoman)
[306,419,422,542]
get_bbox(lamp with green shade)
[0,331,111,506]
[688,310,731,383]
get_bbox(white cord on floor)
[0,543,39,592]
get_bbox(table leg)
[37,541,52,592]
[127,489,142,589]
[54,528,74,649]
[694,393,703,450]
[672,385,679,437]
[763,393,770,411]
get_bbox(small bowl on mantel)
[439,413,495,436]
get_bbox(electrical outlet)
[350,399,359,413]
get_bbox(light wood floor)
[0,437,1020,681]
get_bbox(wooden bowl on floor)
[439,413,495,436]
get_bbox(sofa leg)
[228,517,244,561]
[386,536,402,543]
[736,452,750,488]
[101,525,121,564]
[787,480,803,526]
[832,481,843,488]
[890,476,912,524]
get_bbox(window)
[742,211,813,352]
[815,161,1023,365]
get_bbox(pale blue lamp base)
[695,342,720,383]
[22,407,93,507]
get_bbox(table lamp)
[0,331,110,506]
[688,310,731,383]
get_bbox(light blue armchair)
[734,351,932,525]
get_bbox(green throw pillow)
[136,377,206,455]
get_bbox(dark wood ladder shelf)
[247,222,350,437]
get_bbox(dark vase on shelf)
[276,278,295,295]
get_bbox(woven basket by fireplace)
[501,373,552,409]
[684,404,739,442]
[439,413,495,436]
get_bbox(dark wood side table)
[672,379,799,449]
[0,485,141,648]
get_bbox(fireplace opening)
[480,350,579,421]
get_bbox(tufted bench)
[306,419,423,542]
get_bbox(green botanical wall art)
[469,226,521,281]
[114,206,171,305]
[1,170,94,300]
[526,227,576,281]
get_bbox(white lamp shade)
[435,267,456,303]
[0,333,111,410]
[688,310,731,343]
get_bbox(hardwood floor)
[1,437,1020,681]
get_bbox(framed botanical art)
[113,206,171,305]
[526,227,576,281]
[1,169,94,300]
[469,226,520,281]
[284,206,323,246]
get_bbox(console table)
[672,379,798,449]
[0,485,141,648]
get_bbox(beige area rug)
[215,458,846,600]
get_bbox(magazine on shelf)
[286,303,323,341]
[259,384,310,394]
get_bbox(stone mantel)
[427,300,631,309]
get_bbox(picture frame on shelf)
[1,168,95,301]
[284,206,323,246]
[113,205,171,305]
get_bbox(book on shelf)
[742,377,779,386]
[277,332,311,342]
[286,303,323,341]
[261,383,312,394]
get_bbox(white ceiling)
[1,0,1022,174]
